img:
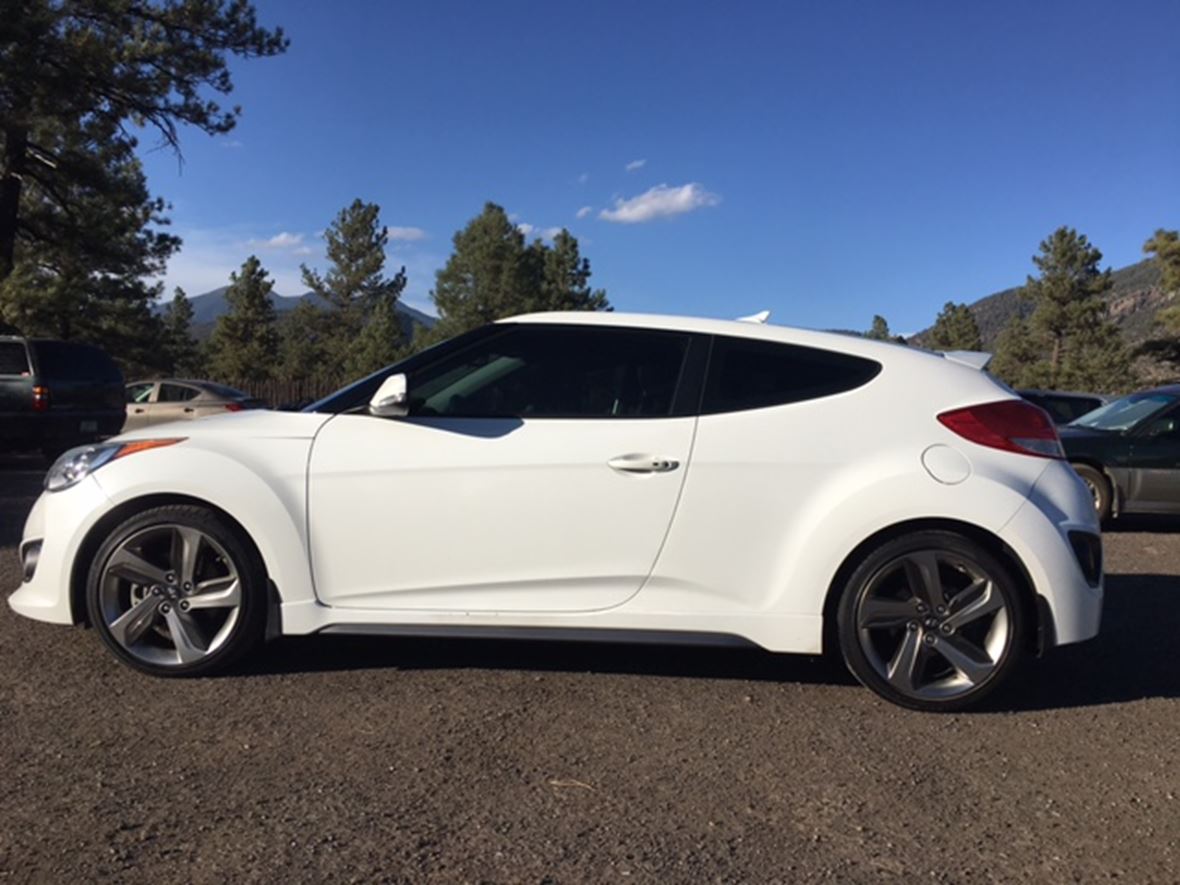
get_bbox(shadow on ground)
[248,571,1180,712]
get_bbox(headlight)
[45,438,185,492]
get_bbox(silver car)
[124,379,265,431]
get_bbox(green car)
[1061,385,1180,520]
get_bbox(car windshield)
[1070,392,1177,432]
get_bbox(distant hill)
[912,259,1169,349]
[168,288,437,341]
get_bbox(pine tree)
[990,317,1050,388]
[0,0,286,281]
[865,315,893,341]
[348,294,403,378]
[161,288,203,376]
[278,299,330,384]
[301,199,407,376]
[532,230,610,313]
[206,257,279,383]
[1145,229,1180,335]
[928,302,983,351]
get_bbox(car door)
[307,323,704,612]
[123,382,157,431]
[1127,407,1180,512]
[153,382,203,424]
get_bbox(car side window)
[702,335,881,414]
[158,383,200,403]
[0,341,31,376]
[407,325,691,419]
[126,383,155,404]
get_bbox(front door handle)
[608,453,680,474]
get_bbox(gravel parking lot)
[1,457,1179,883]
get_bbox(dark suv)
[0,336,126,456]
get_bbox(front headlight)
[45,438,185,492]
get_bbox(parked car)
[10,313,1102,711]
[124,379,266,430]
[1018,389,1109,425]
[0,335,125,456]
[1061,385,1180,520]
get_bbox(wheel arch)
[70,493,269,626]
[820,517,1044,658]
[1066,458,1120,515]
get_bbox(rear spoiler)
[940,350,992,371]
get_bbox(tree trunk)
[0,125,29,282]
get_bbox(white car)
[9,312,1103,711]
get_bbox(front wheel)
[86,504,268,676]
[837,531,1025,712]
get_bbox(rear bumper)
[999,461,1103,646]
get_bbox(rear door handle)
[608,453,680,474]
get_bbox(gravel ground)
[1,458,1179,883]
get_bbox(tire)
[837,530,1026,712]
[86,504,267,677]
[1071,463,1112,522]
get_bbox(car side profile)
[124,379,266,431]
[1061,385,1180,520]
[9,312,1103,711]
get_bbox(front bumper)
[7,477,111,625]
[999,460,1103,646]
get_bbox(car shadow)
[1104,514,1180,534]
[0,458,44,547]
[247,571,1180,712]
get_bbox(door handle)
[608,454,680,474]
[183,407,195,413]
[132,408,145,413]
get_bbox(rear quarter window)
[30,341,123,383]
[702,335,881,414]
[0,341,31,376]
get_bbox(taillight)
[224,402,244,412]
[937,399,1064,459]
[32,386,49,412]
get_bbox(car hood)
[114,409,334,442]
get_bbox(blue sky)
[140,0,1180,333]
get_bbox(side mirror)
[368,373,409,418]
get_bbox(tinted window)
[702,336,880,414]
[126,383,155,404]
[31,341,122,382]
[1072,393,1177,432]
[0,341,30,376]
[409,326,691,419]
[158,383,200,402]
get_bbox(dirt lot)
[1,457,1178,883]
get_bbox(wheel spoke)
[106,548,169,587]
[886,628,924,693]
[859,596,916,630]
[944,579,1003,631]
[932,634,993,685]
[108,593,162,648]
[171,527,203,586]
[902,553,947,609]
[163,606,207,664]
[185,577,241,611]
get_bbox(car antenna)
[736,310,771,324]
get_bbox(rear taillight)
[31,386,49,412]
[224,402,244,412]
[937,399,1064,459]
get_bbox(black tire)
[86,504,268,677]
[1071,463,1112,522]
[837,530,1026,712]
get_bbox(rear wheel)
[86,504,267,676]
[837,531,1025,712]
[1071,463,1112,522]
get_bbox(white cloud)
[599,183,720,224]
[219,139,244,150]
[575,206,593,219]
[625,158,647,172]
[292,246,314,256]
[516,223,563,241]
[516,222,535,237]
[386,226,427,242]
[256,231,304,249]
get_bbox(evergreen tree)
[161,288,203,376]
[1145,229,1180,335]
[206,256,279,382]
[278,299,330,384]
[865,315,893,341]
[928,302,983,351]
[990,317,1049,388]
[430,203,610,343]
[347,294,402,378]
[0,0,286,281]
[301,199,407,376]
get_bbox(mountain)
[168,288,437,340]
[911,259,1169,349]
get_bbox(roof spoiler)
[941,350,992,371]
[736,310,771,324]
